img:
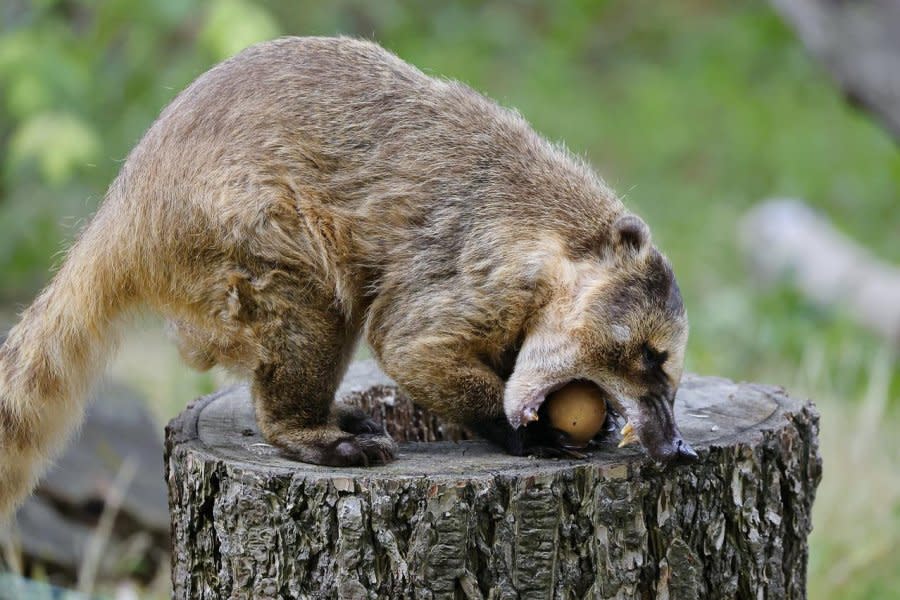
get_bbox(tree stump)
[165,361,822,599]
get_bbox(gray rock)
[2,380,168,581]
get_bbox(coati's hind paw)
[272,428,397,467]
[326,434,397,466]
[333,404,384,435]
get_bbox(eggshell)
[545,381,607,446]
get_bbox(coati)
[0,36,696,519]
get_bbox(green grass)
[2,1,899,597]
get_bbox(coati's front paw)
[524,425,589,459]
[592,405,621,441]
[470,415,588,459]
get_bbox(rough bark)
[166,360,822,599]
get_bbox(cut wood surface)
[166,360,822,599]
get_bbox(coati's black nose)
[671,438,699,465]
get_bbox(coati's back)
[125,36,621,283]
[109,37,440,306]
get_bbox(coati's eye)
[642,343,668,368]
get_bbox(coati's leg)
[374,335,580,457]
[376,341,523,453]
[252,302,396,467]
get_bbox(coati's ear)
[612,214,650,257]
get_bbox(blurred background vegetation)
[1,0,898,598]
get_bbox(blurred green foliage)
[0,0,282,294]
[1,1,899,598]
[3,0,897,381]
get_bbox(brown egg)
[545,381,607,446]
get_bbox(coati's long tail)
[0,204,136,519]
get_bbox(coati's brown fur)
[0,37,694,519]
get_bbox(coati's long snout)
[618,390,698,465]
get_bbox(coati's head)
[504,214,696,465]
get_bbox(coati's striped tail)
[0,208,135,520]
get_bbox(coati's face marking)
[576,248,693,464]
[504,214,697,465]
